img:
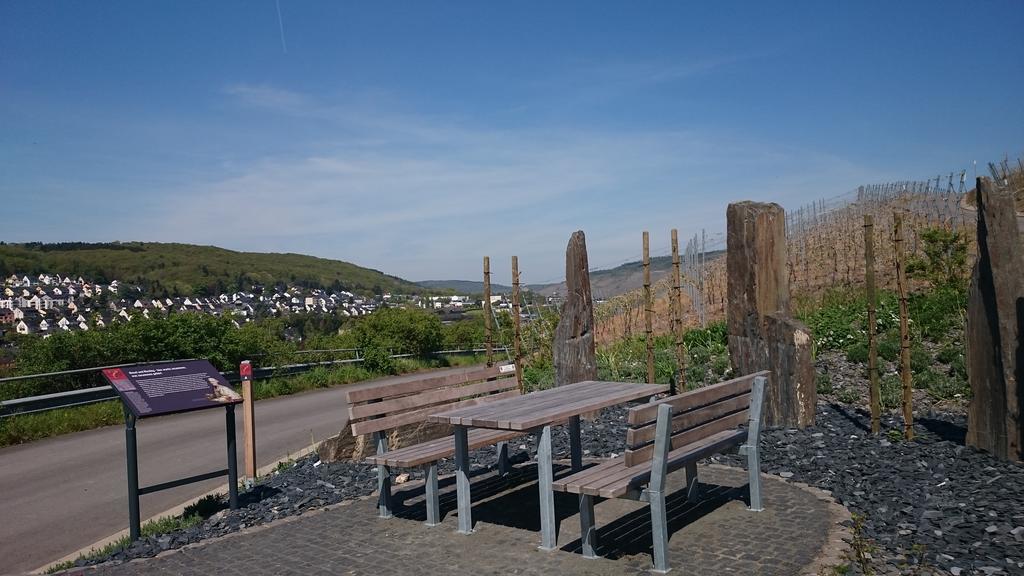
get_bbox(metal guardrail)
[0,347,507,418]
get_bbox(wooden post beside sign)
[240,360,257,480]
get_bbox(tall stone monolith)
[553,230,597,387]
[966,177,1023,462]
[727,202,816,428]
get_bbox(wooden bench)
[552,371,769,573]
[345,363,524,526]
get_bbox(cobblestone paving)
[81,465,840,576]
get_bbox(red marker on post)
[240,360,256,481]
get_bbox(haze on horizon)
[2,2,1022,285]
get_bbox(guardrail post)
[240,360,257,480]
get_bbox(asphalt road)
[0,365,481,575]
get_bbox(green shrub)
[881,374,902,409]
[936,342,962,365]
[914,367,942,390]
[845,341,869,364]
[352,307,443,356]
[522,363,554,391]
[685,363,706,388]
[906,227,969,288]
[836,387,859,404]
[711,354,731,377]
[907,285,966,341]
[878,332,901,363]
[361,344,396,375]
[816,372,834,394]
[682,321,727,350]
[910,345,931,374]
[923,370,970,400]
[800,290,865,351]
[948,353,967,380]
[688,345,712,366]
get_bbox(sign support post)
[125,409,141,541]
[226,404,239,509]
[106,360,244,541]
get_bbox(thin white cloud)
[130,85,875,282]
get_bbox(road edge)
[32,444,319,575]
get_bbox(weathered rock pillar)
[727,202,815,428]
[966,177,1023,462]
[554,230,597,387]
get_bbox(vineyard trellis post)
[643,231,654,384]
[893,213,914,440]
[864,215,881,435]
[511,255,523,393]
[483,256,493,367]
[671,229,685,394]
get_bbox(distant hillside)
[0,242,425,298]
[531,251,726,299]
[417,280,513,294]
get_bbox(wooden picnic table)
[428,380,668,549]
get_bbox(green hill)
[0,242,425,298]
[530,251,725,299]
[416,280,513,294]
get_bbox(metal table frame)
[433,381,667,550]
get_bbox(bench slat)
[368,428,525,468]
[626,392,751,449]
[626,371,766,426]
[624,408,749,466]
[345,364,511,404]
[551,429,746,497]
[348,377,518,421]
[599,430,746,498]
[350,389,520,436]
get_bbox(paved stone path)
[77,465,846,576]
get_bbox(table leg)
[454,425,473,534]
[424,463,440,527]
[537,424,556,550]
[569,415,583,472]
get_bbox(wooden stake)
[893,213,913,439]
[511,256,523,393]
[864,216,881,435]
[671,229,685,393]
[483,256,493,367]
[643,231,654,384]
[240,360,257,480]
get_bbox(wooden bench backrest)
[623,371,769,467]
[345,363,519,437]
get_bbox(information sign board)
[102,360,242,418]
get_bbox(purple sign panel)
[102,360,243,418]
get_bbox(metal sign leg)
[226,404,239,510]
[124,409,141,541]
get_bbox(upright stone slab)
[554,231,597,387]
[966,178,1023,462]
[764,314,816,427]
[726,202,816,428]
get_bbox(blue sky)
[2,2,1022,284]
